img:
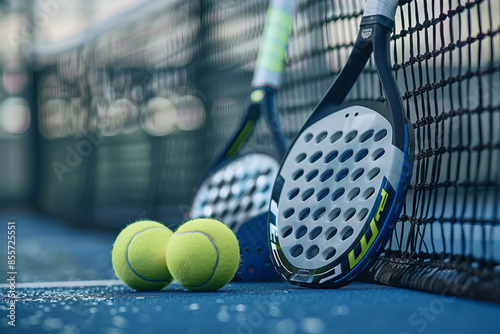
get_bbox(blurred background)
[0,0,230,227]
[2,0,370,228]
[0,0,499,297]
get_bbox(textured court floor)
[0,210,499,334]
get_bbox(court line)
[0,279,123,289]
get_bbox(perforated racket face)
[272,105,405,272]
[191,154,279,232]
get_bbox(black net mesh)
[35,0,499,300]
[364,0,500,301]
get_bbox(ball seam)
[126,227,171,283]
[175,231,219,288]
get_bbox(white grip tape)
[252,70,282,89]
[363,0,399,20]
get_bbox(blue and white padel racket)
[268,0,415,288]
[190,0,296,281]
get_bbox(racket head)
[190,153,279,232]
[269,101,413,287]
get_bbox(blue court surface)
[1,210,499,334]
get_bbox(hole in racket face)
[302,188,314,201]
[283,208,294,219]
[191,154,279,232]
[310,152,323,163]
[344,130,358,143]
[355,149,368,162]
[296,226,307,239]
[320,169,334,182]
[340,150,353,163]
[306,170,319,182]
[328,208,341,221]
[313,207,326,221]
[282,226,293,238]
[332,188,345,201]
[316,132,328,143]
[288,188,299,200]
[325,151,338,163]
[317,188,329,201]
[274,105,400,270]
[293,169,304,180]
[325,227,337,240]
[323,247,336,260]
[309,226,323,240]
[296,153,306,163]
[359,129,374,143]
[306,245,319,259]
[290,245,303,257]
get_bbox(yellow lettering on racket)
[226,121,255,159]
[348,188,388,268]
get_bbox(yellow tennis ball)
[166,218,240,291]
[112,220,174,291]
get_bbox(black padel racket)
[268,0,415,288]
[190,0,296,281]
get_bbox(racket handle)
[251,0,296,89]
[363,0,399,20]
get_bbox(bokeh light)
[0,97,31,135]
[141,97,177,136]
[39,99,69,139]
[2,71,29,94]
[105,98,138,136]
[176,95,206,131]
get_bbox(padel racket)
[268,0,415,288]
[190,0,296,281]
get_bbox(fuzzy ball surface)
[166,218,240,291]
[112,220,174,291]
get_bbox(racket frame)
[268,13,415,288]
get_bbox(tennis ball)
[166,218,240,291]
[112,220,174,291]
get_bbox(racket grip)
[363,0,399,20]
[251,0,296,89]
